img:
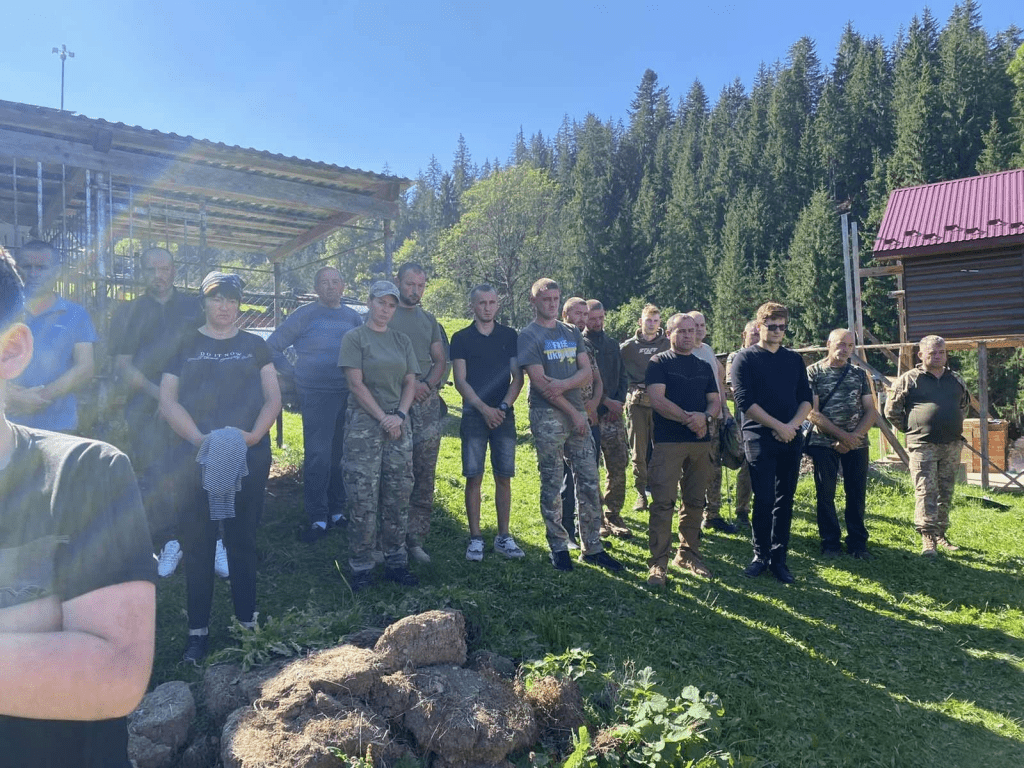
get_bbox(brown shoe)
[603,512,633,539]
[599,524,612,538]
[632,493,648,512]
[921,533,937,557]
[647,564,667,587]
[673,550,713,578]
[936,536,960,551]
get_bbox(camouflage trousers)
[531,407,605,555]
[701,416,723,520]
[734,460,752,522]
[908,440,961,535]
[343,405,414,573]
[598,415,629,514]
[626,402,654,494]
[407,390,442,548]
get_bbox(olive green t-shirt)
[389,304,442,378]
[339,325,420,412]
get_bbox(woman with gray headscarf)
[160,271,281,663]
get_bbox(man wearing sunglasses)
[730,302,812,583]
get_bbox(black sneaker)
[850,549,874,561]
[183,634,208,665]
[821,547,842,559]
[550,550,574,571]
[743,559,769,578]
[581,551,625,573]
[384,566,420,587]
[300,524,329,544]
[769,561,795,584]
[703,517,739,534]
[350,570,376,592]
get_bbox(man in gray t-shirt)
[517,278,624,574]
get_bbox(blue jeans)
[301,390,349,525]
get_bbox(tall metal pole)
[51,45,75,112]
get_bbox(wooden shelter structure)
[0,99,412,312]
[867,168,1024,489]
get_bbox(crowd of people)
[0,241,974,766]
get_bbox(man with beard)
[583,299,632,538]
[8,241,96,432]
[388,263,446,564]
[116,247,204,576]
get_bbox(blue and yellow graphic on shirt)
[544,337,577,365]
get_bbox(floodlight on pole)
[51,44,75,112]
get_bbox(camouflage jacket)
[884,364,970,445]
[806,360,872,448]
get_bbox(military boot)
[935,535,960,551]
[603,511,633,538]
[921,533,938,557]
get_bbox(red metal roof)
[873,169,1024,259]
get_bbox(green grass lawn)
[149,329,1024,767]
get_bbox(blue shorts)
[460,407,517,478]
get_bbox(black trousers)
[181,439,272,630]
[806,444,869,553]
[745,433,803,563]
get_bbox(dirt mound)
[255,645,381,720]
[522,675,585,739]
[374,609,467,671]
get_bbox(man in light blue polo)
[8,240,96,432]
[268,266,362,542]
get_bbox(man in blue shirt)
[268,267,362,542]
[8,241,96,432]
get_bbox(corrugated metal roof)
[874,169,1024,259]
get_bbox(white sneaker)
[494,535,525,559]
[466,538,484,561]
[214,539,229,579]
[156,540,183,578]
[409,545,431,564]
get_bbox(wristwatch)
[704,412,712,424]
[499,402,509,412]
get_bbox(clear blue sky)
[2,1,1019,181]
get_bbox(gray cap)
[368,280,400,300]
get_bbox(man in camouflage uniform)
[389,263,447,564]
[806,329,877,559]
[559,297,603,544]
[885,335,970,556]
[584,299,632,537]
[518,278,624,573]
[620,305,670,511]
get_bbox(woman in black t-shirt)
[160,272,281,664]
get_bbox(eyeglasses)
[763,323,787,332]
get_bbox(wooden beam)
[267,210,357,263]
[0,127,399,219]
[978,342,989,490]
[850,352,892,389]
[859,264,903,278]
[877,415,911,467]
[41,166,85,232]
[863,328,900,368]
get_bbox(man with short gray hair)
[806,329,876,559]
[885,335,970,556]
[268,266,362,543]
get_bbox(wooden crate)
[961,418,1008,472]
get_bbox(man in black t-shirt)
[451,285,525,561]
[0,246,156,768]
[731,301,813,584]
[645,314,720,586]
[116,247,203,574]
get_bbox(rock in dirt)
[374,609,467,671]
[203,661,286,724]
[128,681,195,768]
[376,665,537,768]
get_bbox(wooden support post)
[841,213,855,331]
[12,157,17,239]
[384,219,393,278]
[978,342,989,490]
[852,220,864,345]
[274,261,284,449]
[36,161,43,238]
[199,199,208,277]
